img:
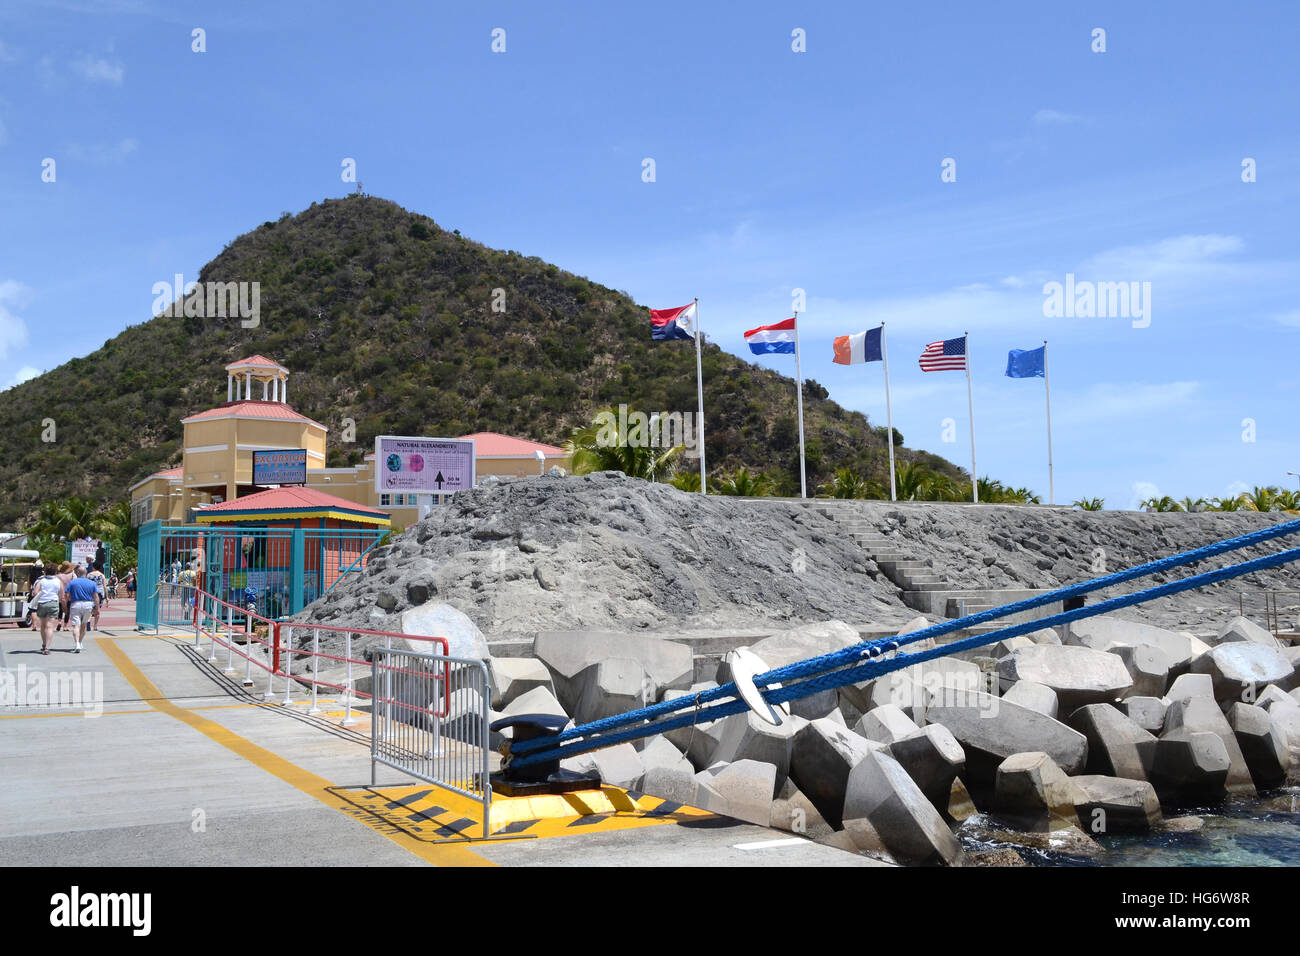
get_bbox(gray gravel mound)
[297,474,1300,640]
[854,502,1296,631]
[297,472,908,636]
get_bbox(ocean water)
[958,788,1300,867]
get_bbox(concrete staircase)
[816,502,1070,636]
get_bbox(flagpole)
[966,331,978,504]
[693,297,706,494]
[1043,339,1054,505]
[794,311,806,498]
[881,323,897,501]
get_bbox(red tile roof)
[456,432,565,456]
[196,486,388,516]
[225,354,288,372]
[152,466,183,479]
[182,401,325,429]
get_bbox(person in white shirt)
[31,567,65,655]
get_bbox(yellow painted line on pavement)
[0,701,265,721]
[99,638,493,867]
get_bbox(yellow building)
[130,355,569,527]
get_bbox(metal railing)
[1238,590,1300,638]
[371,646,493,838]
[189,587,491,835]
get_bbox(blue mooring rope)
[508,516,1300,768]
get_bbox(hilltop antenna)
[355,180,365,197]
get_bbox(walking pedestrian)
[87,564,108,629]
[55,561,74,632]
[65,566,99,653]
[31,564,64,655]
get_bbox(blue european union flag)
[1006,346,1045,378]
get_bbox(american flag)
[919,335,967,372]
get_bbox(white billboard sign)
[374,436,476,495]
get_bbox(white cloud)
[1129,481,1161,511]
[73,53,124,85]
[0,281,32,364]
[5,366,40,389]
[1273,309,1300,328]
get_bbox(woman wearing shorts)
[55,561,74,632]
[32,566,64,655]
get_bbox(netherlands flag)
[744,317,797,354]
[650,302,696,341]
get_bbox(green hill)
[0,195,966,526]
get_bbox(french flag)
[650,303,696,341]
[744,317,797,354]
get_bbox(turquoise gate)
[135,521,386,631]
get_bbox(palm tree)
[1240,486,1282,512]
[894,462,936,501]
[1179,497,1208,513]
[565,408,686,481]
[714,467,776,497]
[1073,497,1105,511]
[818,467,868,499]
[1210,494,1246,511]
[669,471,703,493]
[1140,495,1182,513]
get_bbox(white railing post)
[224,603,236,674]
[308,628,321,715]
[281,625,294,706]
[341,632,357,728]
[242,614,255,688]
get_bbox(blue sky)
[1,1,1297,509]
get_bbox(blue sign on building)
[252,449,307,485]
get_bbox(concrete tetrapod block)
[533,630,693,713]
[886,724,966,814]
[1255,687,1300,771]
[790,717,880,829]
[708,710,795,795]
[988,636,1035,659]
[1163,696,1256,795]
[571,657,653,726]
[1001,680,1059,719]
[1151,728,1231,804]
[663,709,728,772]
[1066,704,1158,782]
[499,684,568,721]
[1066,617,1205,676]
[1214,615,1283,650]
[1107,643,1172,699]
[921,688,1089,784]
[692,759,777,827]
[769,778,835,840]
[488,656,554,710]
[844,656,983,718]
[997,644,1133,711]
[1120,696,1168,735]
[994,752,1088,832]
[1070,775,1162,834]
[637,735,697,804]
[855,703,921,745]
[1025,627,1063,646]
[1163,672,1215,704]
[842,750,966,866]
[1225,702,1292,790]
[1190,642,1294,704]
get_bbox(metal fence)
[186,585,491,835]
[370,646,493,839]
[137,521,386,630]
